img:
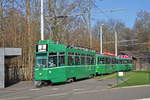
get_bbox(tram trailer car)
[96,54,133,74]
[34,40,96,87]
[115,56,133,72]
[95,55,116,75]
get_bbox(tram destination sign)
[38,44,48,52]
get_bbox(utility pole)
[100,24,104,54]
[115,32,118,56]
[88,0,92,48]
[41,0,44,40]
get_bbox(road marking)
[0,96,30,100]
[30,88,40,91]
[39,93,68,98]
[39,89,104,98]
[74,90,100,94]
[112,85,150,90]
[37,89,107,98]
[122,85,150,89]
[96,86,108,88]
[0,88,109,100]
[73,88,84,91]
[135,98,150,100]
[51,88,59,90]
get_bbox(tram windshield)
[35,56,47,68]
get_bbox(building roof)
[120,51,150,59]
[0,48,21,56]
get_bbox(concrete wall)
[0,56,4,88]
[0,48,21,88]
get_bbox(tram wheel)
[34,81,42,88]
[89,74,94,78]
[67,78,74,83]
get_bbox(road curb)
[111,84,150,90]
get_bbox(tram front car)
[34,40,67,87]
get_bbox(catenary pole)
[41,0,44,40]
[115,32,117,56]
[100,24,104,54]
[88,0,92,48]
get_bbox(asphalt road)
[0,78,150,100]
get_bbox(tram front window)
[35,57,47,68]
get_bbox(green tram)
[34,40,133,87]
[115,56,133,72]
[95,54,115,75]
[34,40,96,87]
[95,54,133,75]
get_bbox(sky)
[91,0,150,28]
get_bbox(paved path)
[0,78,150,100]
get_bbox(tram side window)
[84,54,88,65]
[128,60,130,64]
[59,52,65,66]
[106,58,110,64]
[123,60,125,64]
[120,60,122,64]
[120,60,123,64]
[126,60,129,64]
[87,56,91,65]
[81,56,85,65]
[116,60,119,64]
[119,60,121,64]
[99,58,104,64]
[91,56,95,65]
[68,53,74,66]
[97,58,99,64]
[48,53,57,67]
[112,58,116,64]
[123,60,127,64]
[75,55,80,65]
[125,60,128,64]
[129,60,132,64]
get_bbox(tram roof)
[116,56,132,60]
[96,54,115,58]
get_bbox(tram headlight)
[39,73,42,76]
[49,71,51,74]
